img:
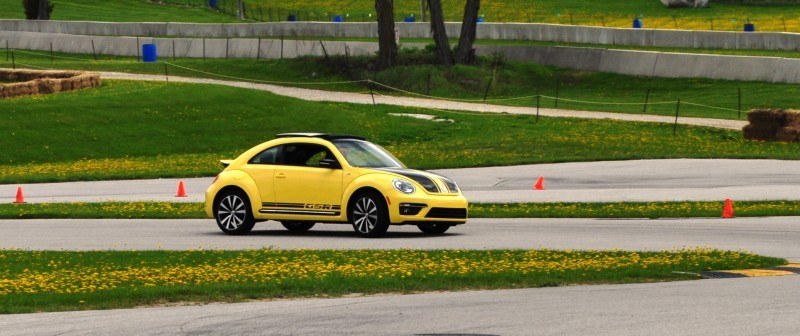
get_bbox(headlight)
[392,179,416,194]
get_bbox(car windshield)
[332,140,405,168]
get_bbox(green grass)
[4,201,800,219]
[0,202,205,219]
[0,0,235,22]
[1,78,800,183]
[228,0,800,31]
[3,0,800,31]
[3,78,800,183]
[0,248,784,314]
[472,201,800,218]
[6,50,800,121]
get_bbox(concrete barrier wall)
[475,45,800,84]
[0,31,389,59]
[4,20,800,51]
[4,31,800,84]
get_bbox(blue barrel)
[142,44,157,63]
[288,14,297,22]
[208,0,218,8]
[477,17,484,23]
[333,15,344,23]
[633,19,643,29]
[744,23,755,32]
[404,16,415,22]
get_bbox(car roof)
[275,133,366,141]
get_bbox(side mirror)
[319,158,341,169]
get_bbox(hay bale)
[776,127,800,142]
[747,109,786,127]
[49,79,62,93]
[784,110,800,127]
[0,69,102,99]
[78,77,90,89]
[743,124,778,141]
[39,78,62,94]
[61,80,73,91]
[35,79,51,94]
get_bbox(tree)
[427,0,453,66]
[454,0,479,64]
[37,0,49,20]
[375,0,398,70]
[22,0,53,20]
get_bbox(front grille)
[426,207,467,219]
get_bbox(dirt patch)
[0,69,102,99]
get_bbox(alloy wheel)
[353,197,378,234]
[218,194,247,231]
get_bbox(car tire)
[350,191,390,238]
[417,223,451,234]
[281,221,315,232]
[214,190,256,235]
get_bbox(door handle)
[276,173,286,179]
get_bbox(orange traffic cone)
[175,180,187,197]
[534,176,545,190]
[722,199,734,218]
[14,187,25,204]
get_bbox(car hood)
[359,167,459,194]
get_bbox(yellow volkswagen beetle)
[205,133,468,237]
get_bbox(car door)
[272,142,344,217]
[241,145,281,206]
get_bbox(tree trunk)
[375,0,398,70]
[237,0,244,20]
[37,0,49,20]
[427,0,452,66]
[455,0,479,64]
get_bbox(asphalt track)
[3,159,800,335]
[1,276,798,336]
[0,217,799,335]
[2,217,799,260]
[3,159,800,203]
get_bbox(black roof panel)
[276,133,366,141]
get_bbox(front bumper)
[204,184,218,218]
[388,194,468,225]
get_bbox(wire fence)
[2,44,752,129]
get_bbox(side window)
[249,146,280,165]
[283,143,335,168]
[306,151,327,166]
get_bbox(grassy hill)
[205,0,800,31]
[2,79,800,183]
[5,51,800,121]
[0,0,234,22]
[1,0,799,32]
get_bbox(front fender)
[341,173,396,210]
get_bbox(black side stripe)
[261,202,341,216]
[259,209,341,216]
